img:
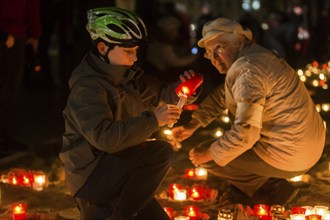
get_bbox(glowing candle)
[163,207,173,219]
[168,74,203,128]
[314,206,329,219]
[302,206,315,215]
[305,214,322,220]
[175,74,203,98]
[218,209,233,220]
[185,168,196,178]
[188,187,202,200]
[290,214,305,220]
[169,183,183,199]
[12,203,26,220]
[163,129,181,150]
[184,205,199,220]
[195,167,208,180]
[270,205,285,214]
[254,204,269,220]
[33,174,46,191]
[173,189,187,201]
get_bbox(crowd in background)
[0,0,329,156]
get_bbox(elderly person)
[171,18,326,205]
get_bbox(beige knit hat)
[197,17,252,47]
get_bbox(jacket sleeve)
[210,60,265,166]
[191,83,226,127]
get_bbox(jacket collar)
[87,51,143,86]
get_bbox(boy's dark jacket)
[59,52,197,195]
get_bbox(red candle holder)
[188,186,203,201]
[292,206,306,214]
[164,207,173,219]
[175,74,203,98]
[185,168,196,178]
[184,205,200,220]
[254,204,269,220]
[12,203,26,220]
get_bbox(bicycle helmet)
[86,7,149,47]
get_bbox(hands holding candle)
[168,70,203,128]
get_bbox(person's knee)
[147,140,175,164]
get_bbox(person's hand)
[154,104,182,127]
[26,37,39,53]
[5,34,14,49]
[171,125,194,142]
[189,147,212,167]
[179,69,196,83]
[171,118,201,142]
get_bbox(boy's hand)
[154,104,182,127]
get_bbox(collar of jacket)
[87,51,144,86]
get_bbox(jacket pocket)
[59,135,97,171]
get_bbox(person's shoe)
[252,178,299,206]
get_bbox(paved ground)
[0,81,329,219]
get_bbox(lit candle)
[169,183,183,199]
[184,205,199,220]
[12,203,26,220]
[33,174,46,191]
[270,205,285,214]
[254,204,269,220]
[173,189,187,201]
[290,214,305,220]
[185,168,196,178]
[218,209,233,220]
[163,207,173,219]
[188,186,202,201]
[302,206,315,215]
[168,74,203,128]
[195,167,208,180]
[314,206,329,219]
[305,214,322,220]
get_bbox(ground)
[0,85,329,220]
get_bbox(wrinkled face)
[108,45,139,66]
[204,37,238,74]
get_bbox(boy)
[59,7,197,220]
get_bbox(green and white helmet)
[86,7,149,47]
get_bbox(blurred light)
[252,0,260,10]
[315,104,321,112]
[321,103,330,112]
[191,47,198,55]
[164,129,173,135]
[297,69,304,76]
[242,2,250,11]
[261,23,268,30]
[221,115,230,123]
[299,75,306,82]
[214,128,224,137]
[312,80,319,87]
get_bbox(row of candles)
[253,204,330,220]
[1,168,47,191]
[162,204,330,220]
[0,169,47,219]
